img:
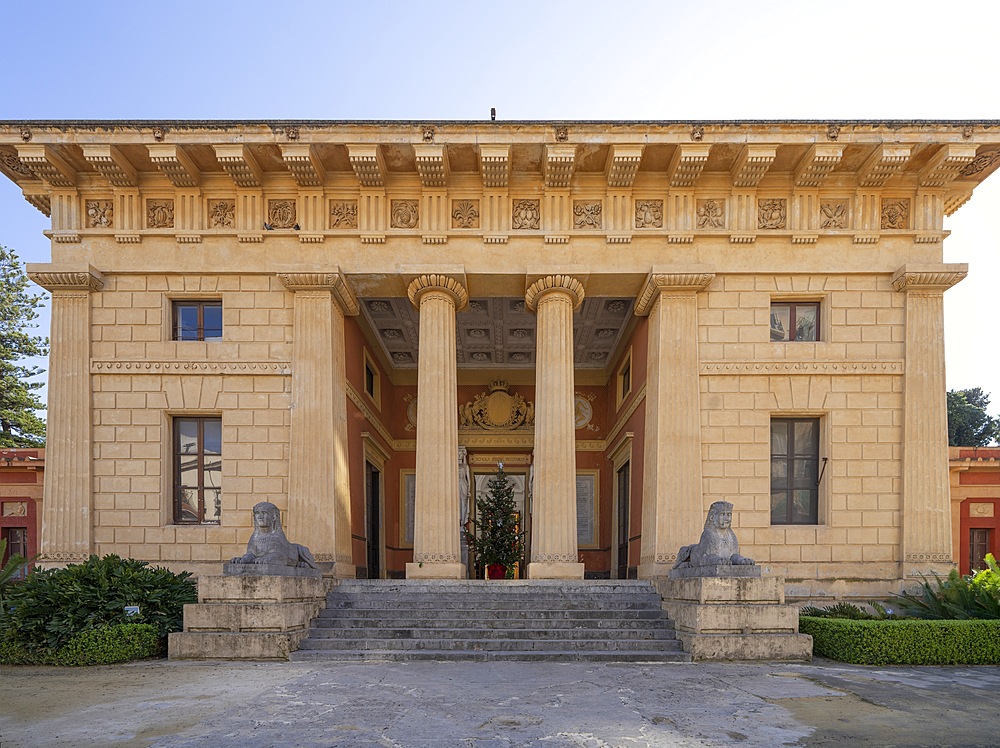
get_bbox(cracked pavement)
[2,660,999,747]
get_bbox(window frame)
[172,299,223,342]
[615,347,633,411]
[173,416,223,525]
[770,300,820,342]
[770,417,821,525]
[362,348,381,410]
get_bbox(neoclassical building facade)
[2,120,997,597]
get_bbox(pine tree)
[0,245,47,447]
[465,462,525,578]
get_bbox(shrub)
[0,554,196,651]
[799,601,898,620]
[800,616,1000,665]
[892,558,1000,620]
[0,623,161,666]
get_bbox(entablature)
[2,121,997,245]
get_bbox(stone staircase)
[290,579,690,662]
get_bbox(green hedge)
[0,623,161,666]
[800,616,1000,665]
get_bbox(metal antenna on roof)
[491,108,496,121]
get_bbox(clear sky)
[3,0,1000,413]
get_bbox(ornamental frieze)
[459,380,534,431]
[572,200,602,229]
[820,202,848,229]
[451,199,480,229]
[697,199,725,229]
[330,200,358,228]
[86,200,114,228]
[267,200,297,229]
[757,198,786,230]
[91,361,291,374]
[634,200,663,228]
[209,200,235,228]
[700,361,903,374]
[391,199,419,229]
[512,199,540,230]
[881,199,910,230]
[147,200,174,229]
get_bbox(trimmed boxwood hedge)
[0,623,162,666]
[800,616,1000,665]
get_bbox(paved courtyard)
[2,659,999,747]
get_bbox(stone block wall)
[698,273,906,595]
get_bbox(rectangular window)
[770,418,820,524]
[362,349,381,409]
[770,301,819,342]
[174,417,222,524]
[173,300,222,341]
[616,348,633,410]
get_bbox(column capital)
[26,263,104,292]
[634,266,715,316]
[892,263,968,293]
[525,274,585,312]
[407,273,469,310]
[277,271,359,316]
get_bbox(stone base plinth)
[169,574,328,661]
[668,564,761,579]
[527,562,585,579]
[656,575,811,662]
[406,561,466,579]
[223,563,322,578]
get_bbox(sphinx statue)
[230,501,318,569]
[672,501,755,570]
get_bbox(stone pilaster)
[406,274,468,579]
[893,264,968,578]
[26,264,104,565]
[634,268,715,578]
[278,272,359,578]
[525,275,586,579]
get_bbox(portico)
[2,119,997,596]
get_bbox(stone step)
[289,649,691,663]
[313,614,672,629]
[296,637,685,652]
[304,626,677,641]
[334,580,656,591]
[324,598,663,611]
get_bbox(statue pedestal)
[656,571,812,662]
[168,574,330,661]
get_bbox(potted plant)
[464,462,525,579]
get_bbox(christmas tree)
[465,462,525,578]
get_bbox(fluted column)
[526,275,586,579]
[634,268,715,578]
[893,264,967,578]
[26,264,104,565]
[279,272,358,578]
[406,274,468,579]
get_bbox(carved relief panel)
[697,199,726,229]
[452,200,480,229]
[881,198,910,230]
[391,200,419,229]
[757,198,786,229]
[209,199,235,228]
[512,199,540,230]
[820,201,848,229]
[459,380,534,431]
[573,200,602,229]
[329,200,358,229]
[267,199,297,229]
[634,200,663,229]
[86,200,114,228]
[146,199,174,229]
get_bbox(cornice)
[26,264,104,291]
[634,267,715,316]
[891,263,968,293]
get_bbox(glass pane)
[177,419,199,454]
[793,458,817,482]
[792,490,816,523]
[771,458,788,484]
[795,305,818,341]
[770,421,788,454]
[771,491,788,524]
[205,488,222,522]
[178,489,199,522]
[794,420,818,453]
[202,304,223,341]
[175,305,199,341]
[204,460,222,489]
[178,462,200,489]
[770,306,790,341]
[203,419,222,455]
